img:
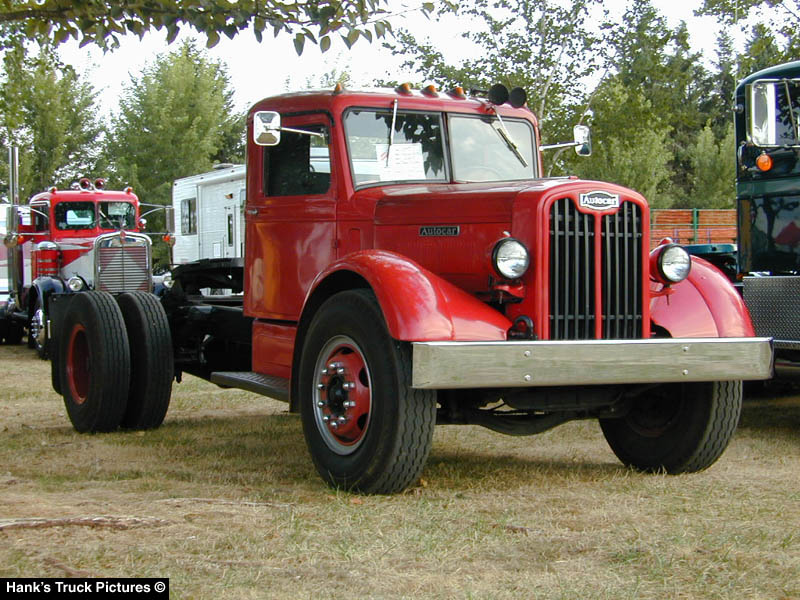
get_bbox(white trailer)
[171,164,246,265]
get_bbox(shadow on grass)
[739,393,800,436]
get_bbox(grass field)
[1,343,798,599]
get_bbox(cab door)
[244,116,335,321]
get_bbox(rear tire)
[298,290,436,494]
[117,292,173,430]
[59,291,131,433]
[599,380,742,473]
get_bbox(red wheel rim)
[313,336,372,455]
[66,324,90,404]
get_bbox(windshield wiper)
[492,110,528,168]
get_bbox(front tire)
[599,380,742,473]
[28,295,48,359]
[117,292,173,430]
[59,291,131,433]
[298,290,436,494]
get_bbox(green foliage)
[681,122,735,209]
[698,0,800,61]
[0,0,410,54]
[384,0,603,143]
[104,39,244,266]
[570,80,675,207]
[0,41,104,201]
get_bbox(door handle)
[245,208,258,215]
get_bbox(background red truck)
[47,84,772,494]
[2,169,157,358]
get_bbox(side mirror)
[573,125,592,157]
[164,206,175,234]
[253,111,282,146]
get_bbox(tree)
[570,79,675,207]
[698,0,800,58]
[680,122,735,209]
[384,0,603,144]
[738,23,789,76]
[105,40,243,265]
[0,0,423,53]
[0,41,104,201]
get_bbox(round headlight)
[493,238,530,279]
[658,245,691,283]
[67,276,85,292]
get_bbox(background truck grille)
[549,198,643,340]
[95,235,152,293]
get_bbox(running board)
[210,371,290,402]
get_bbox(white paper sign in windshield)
[375,143,426,181]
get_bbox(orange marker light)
[396,82,413,95]
[449,86,466,99]
[756,153,773,172]
[422,84,438,97]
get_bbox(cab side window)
[263,125,330,197]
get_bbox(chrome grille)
[94,233,152,293]
[550,198,595,339]
[549,198,643,340]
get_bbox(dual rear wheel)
[59,291,173,433]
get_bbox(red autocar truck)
[3,174,155,357]
[47,84,772,494]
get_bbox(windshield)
[98,201,136,229]
[344,109,446,186]
[55,202,95,230]
[750,79,800,146]
[450,115,536,182]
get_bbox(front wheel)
[28,295,48,359]
[599,380,742,473]
[298,290,436,494]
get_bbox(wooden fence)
[650,209,736,248]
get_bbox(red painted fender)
[306,250,511,341]
[650,257,755,338]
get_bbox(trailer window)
[55,202,95,230]
[263,125,330,197]
[181,198,197,235]
[98,201,136,230]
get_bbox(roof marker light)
[448,86,466,99]
[422,84,438,97]
[396,82,413,95]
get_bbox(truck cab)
[49,85,773,494]
[734,61,800,378]
[3,178,153,357]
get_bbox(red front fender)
[306,250,511,341]
[650,257,755,338]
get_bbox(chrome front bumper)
[411,337,773,389]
